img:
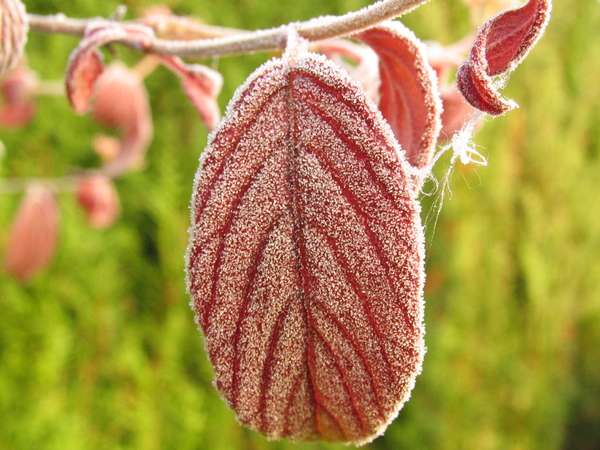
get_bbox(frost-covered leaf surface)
[456,0,551,115]
[186,42,425,444]
[354,22,441,170]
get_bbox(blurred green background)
[1,0,599,449]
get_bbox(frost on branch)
[186,35,425,445]
[354,22,442,171]
[456,0,552,115]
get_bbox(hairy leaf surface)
[456,0,551,115]
[186,42,425,445]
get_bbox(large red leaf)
[354,22,441,171]
[456,0,551,115]
[186,39,425,444]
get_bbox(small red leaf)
[354,22,441,170]
[158,56,223,130]
[457,0,551,115]
[186,38,425,444]
[65,24,154,113]
[4,184,59,282]
[90,62,153,177]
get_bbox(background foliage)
[1,0,599,449]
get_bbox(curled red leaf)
[3,184,59,282]
[0,0,28,78]
[186,38,425,444]
[158,55,223,130]
[65,24,154,113]
[354,22,441,170]
[457,0,551,115]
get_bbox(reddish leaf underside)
[354,22,441,171]
[186,45,425,445]
[456,0,551,115]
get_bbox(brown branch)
[28,0,431,58]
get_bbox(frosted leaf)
[354,22,442,171]
[456,0,552,115]
[186,36,425,445]
[66,49,104,114]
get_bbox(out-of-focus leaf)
[0,63,37,128]
[438,86,478,143]
[76,174,121,229]
[3,184,59,282]
[91,62,153,177]
[158,56,223,130]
